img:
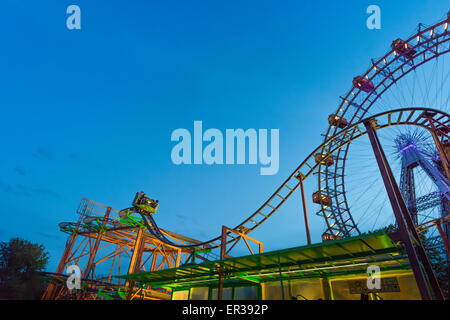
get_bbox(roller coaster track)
[141,107,449,250]
[57,16,450,252]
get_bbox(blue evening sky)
[0,1,448,270]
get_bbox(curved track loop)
[317,16,450,237]
[138,213,216,249]
[139,108,449,250]
[59,16,450,250]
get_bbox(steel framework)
[42,198,206,300]
[396,132,450,228]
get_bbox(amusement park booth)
[120,231,423,300]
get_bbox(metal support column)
[127,227,145,276]
[151,252,158,271]
[42,230,79,299]
[374,128,445,300]
[43,205,89,300]
[83,207,111,279]
[278,255,285,300]
[299,177,312,245]
[126,226,145,299]
[364,121,434,300]
[218,225,227,300]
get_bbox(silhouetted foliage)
[373,224,450,299]
[417,226,450,299]
[0,237,49,299]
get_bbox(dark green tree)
[0,237,49,299]
[417,227,450,299]
[375,224,450,298]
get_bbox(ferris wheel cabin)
[352,76,375,93]
[391,38,416,59]
[328,114,348,129]
[312,191,332,207]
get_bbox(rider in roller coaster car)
[132,192,159,216]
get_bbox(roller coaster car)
[391,38,416,59]
[312,191,332,206]
[132,192,159,216]
[328,114,348,129]
[314,153,334,166]
[352,76,375,93]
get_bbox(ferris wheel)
[315,13,450,240]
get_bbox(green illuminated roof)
[119,231,410,289]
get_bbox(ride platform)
[119,231,422,300]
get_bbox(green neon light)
[117,288,127,300]
[97,288,114,300]
[119,211,145,228]
[60,225,77,235]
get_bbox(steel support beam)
[125,226,145,299]
[364,121,441,300]
[43,205,89,300]
[299,177,312,245]
[83,207,111,279]
[42,230,79,300]
[218,226,227,300]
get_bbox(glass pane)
[290,279,324,300]
[262,282,289,300]
[234,286,258,300]
[172,290,188,300]
[190,287,208,300]
[211,287,232,300]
